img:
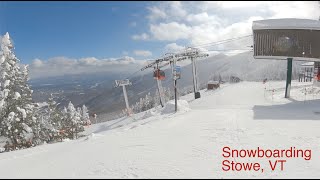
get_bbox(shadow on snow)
[253,98,320,121]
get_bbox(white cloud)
[47,57,77,67]
[150,22,191,41]
[78,57,99,66]
[134,1,320,54]
[269,1,320,19]
[167,1,187,18]
[214,1,268,9]
[132,33,149,40]
[133,50,152,57]
[29,56,148,79]
[186,12,222,26]
[148,1,187,22]
[147,6,166,21]
[31,58,44,68]
[164,43,185,53]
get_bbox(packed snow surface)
[0,80,320,178]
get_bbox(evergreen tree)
[62,101,84,140]
[153,90,160,108]
[163,87,173,103]
[0,32,36,150]
[37,94,63,143]
[58,106,69,140]
[143,93,151,111]
[81,104,90,126]
[47,95,64,139]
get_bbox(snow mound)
[161,100,191,114]
[84,133,96,141]
[84,133,104,141]
[141,109,159,119]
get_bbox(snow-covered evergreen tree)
[62,101,84,140]
[37,95,64,143]
[81,105,90,126]
[57,106,69,140]
[0,32,36,150]
[131,101,140,114]
[130,92,159,113]
[18,65,39,145]
[143,93,151,111]
[153,90,160,108]
[163,87,173,103]
[49,96,66,138]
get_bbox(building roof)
[252,18,320,30]
[208,80,219,84]
[301,62,314,67]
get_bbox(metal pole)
[191,57,197,96]
[155,63,164,107]
[173,59,178,112]
[157,79,164,107]
[285,58,293,98]
[175,79,177,112]
[191,56,200,99]
[195,57,200,92]
[122,85,130,115]
[159,80,165,104]
[170,61,174,77]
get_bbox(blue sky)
[1,1,318,79]
[0,1,168,63]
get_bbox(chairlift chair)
[153,69,165,80]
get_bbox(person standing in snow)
[263,78,268,84]
[92,113,97,124]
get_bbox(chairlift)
[317,70,320,81]
[153,69,165,80]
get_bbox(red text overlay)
[221,146,311,172]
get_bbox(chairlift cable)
[120,35,253,87]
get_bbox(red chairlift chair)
[153,69,165,80]
[317,69,320,81]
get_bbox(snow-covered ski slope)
[1,80,320,178]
